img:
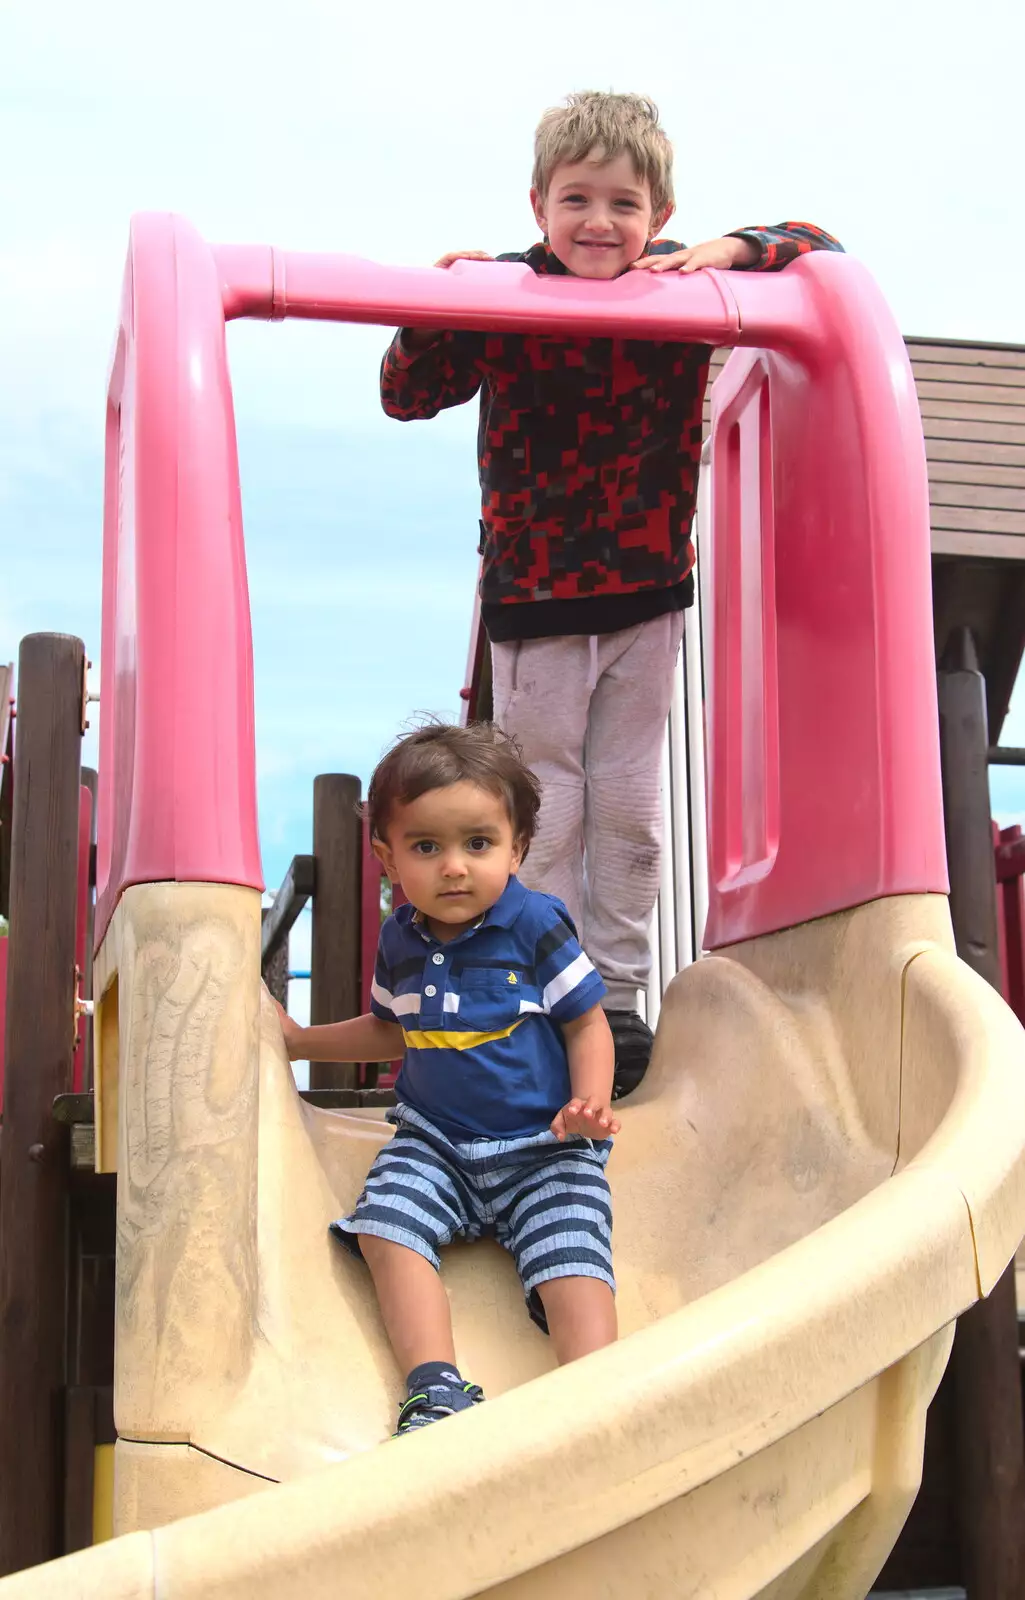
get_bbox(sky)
[2,0,1024,1044]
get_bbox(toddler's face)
[375,781,524,941]
[532,150,663,279]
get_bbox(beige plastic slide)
[5,875,1025,1598]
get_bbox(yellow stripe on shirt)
[401,1018,525,1053]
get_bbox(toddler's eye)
[412,841,438,856]
[466,837,492,853]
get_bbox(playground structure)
[1,216,1025,1596]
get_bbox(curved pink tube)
[95,213,945,952]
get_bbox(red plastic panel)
[703,254,947,947]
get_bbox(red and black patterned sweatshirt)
[381,222,842,642]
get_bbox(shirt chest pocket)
[457,968,542,1034]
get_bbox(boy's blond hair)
[532,92,675,220]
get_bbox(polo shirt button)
[432,952,445,966]
[424,984,437,998]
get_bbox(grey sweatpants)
[491,612,685,1011]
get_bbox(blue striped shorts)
[330,1104,614,1332]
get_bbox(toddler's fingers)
[550,1110,567,1141]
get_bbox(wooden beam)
[310,775,362,1092]
[937,628,1025,1598]
[260,854,315,963]
[0,634,85,1575]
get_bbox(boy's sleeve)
[368,926,399,1023]
[380,329,486,420]
[534,901,607,1024]
[725,221,844,272]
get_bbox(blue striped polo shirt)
[370,875,607,1142]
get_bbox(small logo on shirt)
[507,972,518,985]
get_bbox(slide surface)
[5,877,1024,1598]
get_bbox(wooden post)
[310,774,362,1091]
[937,625,1025,1600]
[0,634,85,1575]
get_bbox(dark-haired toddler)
[275,721,619,1437]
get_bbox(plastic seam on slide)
[117,1434,280,1484]
[896,944,984,1300]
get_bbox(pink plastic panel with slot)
[703,263,946,947]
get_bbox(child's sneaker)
[394,1377,485,1436]
[607,1010,654,1099]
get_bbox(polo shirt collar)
[483,874,529,928]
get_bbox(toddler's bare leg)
[360,1235,456,1373]
[536,1277,617,1365]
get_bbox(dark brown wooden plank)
[62,1389,95,1556]
[916,379,1025,407]
[261,922,289,1008]
[937,628,1025,1598]
[919,399,1025,426]
[310,775,362,1093]
[930,482,1025,512]
[0,634,85,1576]
[931,505,1025,536]
[928,459,1025,489]
[0,662,13,920]
[261,854,315,964]
[911,361,1025,389]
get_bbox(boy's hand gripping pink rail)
[95,213,944,950]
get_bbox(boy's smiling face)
[531,150,670,279]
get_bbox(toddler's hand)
[551,1096,621,1142]
[630,236,759,274]
[272,997,303,1060]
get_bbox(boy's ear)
[650,202,675,239]
[372,835,398,882]
[530,186,547,233]
[510,834,527,874]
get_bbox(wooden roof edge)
[709,333,1025,359]
[905,333,1025,356]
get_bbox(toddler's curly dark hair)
[366,722,542,857]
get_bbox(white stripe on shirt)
[370,978,395,1013]
[542,951,596,1012]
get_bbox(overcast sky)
[2,0,1023,1034]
